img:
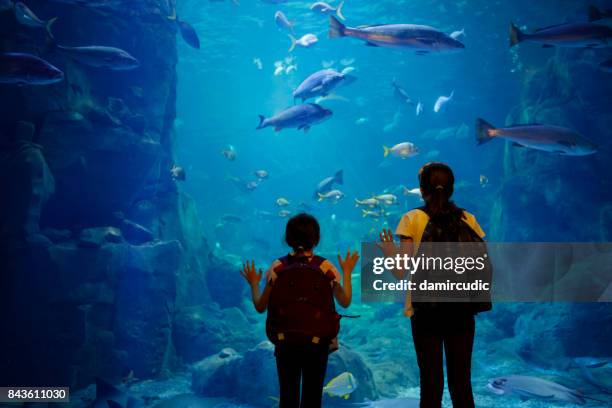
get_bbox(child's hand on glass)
[377,228,397,257]
[240,260,262,287]
[337,250,359,276]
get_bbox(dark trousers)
[275,343,329,408]
[411,312,475,408]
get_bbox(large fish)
[257,103,332,132]
[54,44,140,70]
[13,2,58,38]
[383,142,418,159]
[329,16,465,55]
[293,68,356,101]
[0,52,64,85]
[314,169,343,198]
[476,118,597,156]
[509,21,612,48]
[487,375,598,404]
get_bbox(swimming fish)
[355,117,368,125]
[317,189,345,203]
[314,170,343,198]
[289,33,318,51]
[168,9,200,49]
[362,209,384,218]
[391,78,415,105]
[324,371,358,398]
[402,187,422,197]
[54,44,140,70]
[293,68,356,101]
[383,142,419,159]
[13,2,57,38]
[221,145,237,161]
[476,118,597,156]
[278,209,291,217]
[374,194,398,206]
[276,197,290,206]
[588,5,612,22]
[310,1,345,21]
[253,57,263,70]
[573,357,612,394]
[433,91,453,112]
[0,52,64,85]
[416,102,423,116]
[256,103,332,132]
[449,28,466,39]
[341,397,420,407]
[170,165,186,181]
[479,174,488,187]
[509,21,612,48]
[487,375,594,404]
[329,16,465,54]
[274,10,294,32]
[355,198,379,208]
[254,170,268,179]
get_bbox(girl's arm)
[333,250,360,308]
[379,229,414,280]
[240,260,272,313]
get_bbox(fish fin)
[383,145,390,157]
[288,34,297,52]
[509,22,525,47]
[336,0,345,21]
[329,15,346,38]
[365,42,379,47]
[317,193,324,202]
[45,17,58,39]
[334,169,343,185]
[589,5,603,22]
[256,115,266,129]
[541,44,554,48]
[475,118,496,145]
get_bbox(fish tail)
[46,17,58,39]
[588,5,603,22]
[334,169,343,185]
[475,118,496,145]
[361,209,368,217]
[288,34,297,52]
[383,145,390,157]
[329,15,346,38]
[256,115,267,130]
[317,193,325,202]
[354,199,360,207]
[509,22,525,47]
[336,0,346,21]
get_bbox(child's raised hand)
[377,228,397,257]
[240,260,262,287]
[337,250,360,275]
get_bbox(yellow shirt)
[394,208,486,316]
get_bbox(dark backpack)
[412,206,493,315]
[266,254,340,346]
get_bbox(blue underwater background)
[1,0,612,407]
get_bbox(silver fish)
[310,1,345,21]
[433,90,453,112]
[391,78,415,105]
[293,68,355,101]
[487,375,590,404]
[256,103,332,132]
[13,2,57,38]
[314,169,343,198]
[56,44,140,70]
[0,52,64,85]
[274,10,294,32]
[476,118,597,156]
[289,33,318,51]
[510,21,612,48]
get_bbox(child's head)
[285,213,320,253]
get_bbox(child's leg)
[299,344,329,408]
[411,314,444,408]
[275,344,302,408]
[444,315,475,408]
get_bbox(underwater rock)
[205,257,246,308]
[78,226,124,248]
[113,213,154,245]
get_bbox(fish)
[293,68,356,101]
[92,378,143,408]
[342,397,420,407]
[170,165,186,181]
[449,28,466,39]
[53,44,140,70]
[317,189,345,203]
[391,78,415,106]
[221,145,237,161]
[0,52,64,85]
[274,10,294,32]
[278,209,291,217]
[168,9,200,49]
[276,197,290,206]
[402,187,422,197]
[289,33,318,51]
[253,57,263,70]
[324,371,358,398]
[274,63,285,76]
[415,102,424,116]
[245,180,260,191]
[355,198,379,208]
[433,91,454,112]
[329,16,465,54]
[314,169,343,198]
[573,358,612,394]
[256,103,332,132]
[509,21,612,48]
[254,170,268,179]
[341,66,356,75]
[310,1,345,21]
[221,214,243,223]
[314,94,350,104]
[487,375,595,404]
[479,174,488,187]
[588,5,612,22]
[476,118,598,156]
[355,117,368,125]
[284,64,297,74]
[374,194,398,206]
[600,59,612,73]
[383,142,419,159]
[362,209,384,218]
[13,2,58,38]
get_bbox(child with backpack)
[240,213,359,408]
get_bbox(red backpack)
[266,254,340,346]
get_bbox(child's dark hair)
[285,213,320,253]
